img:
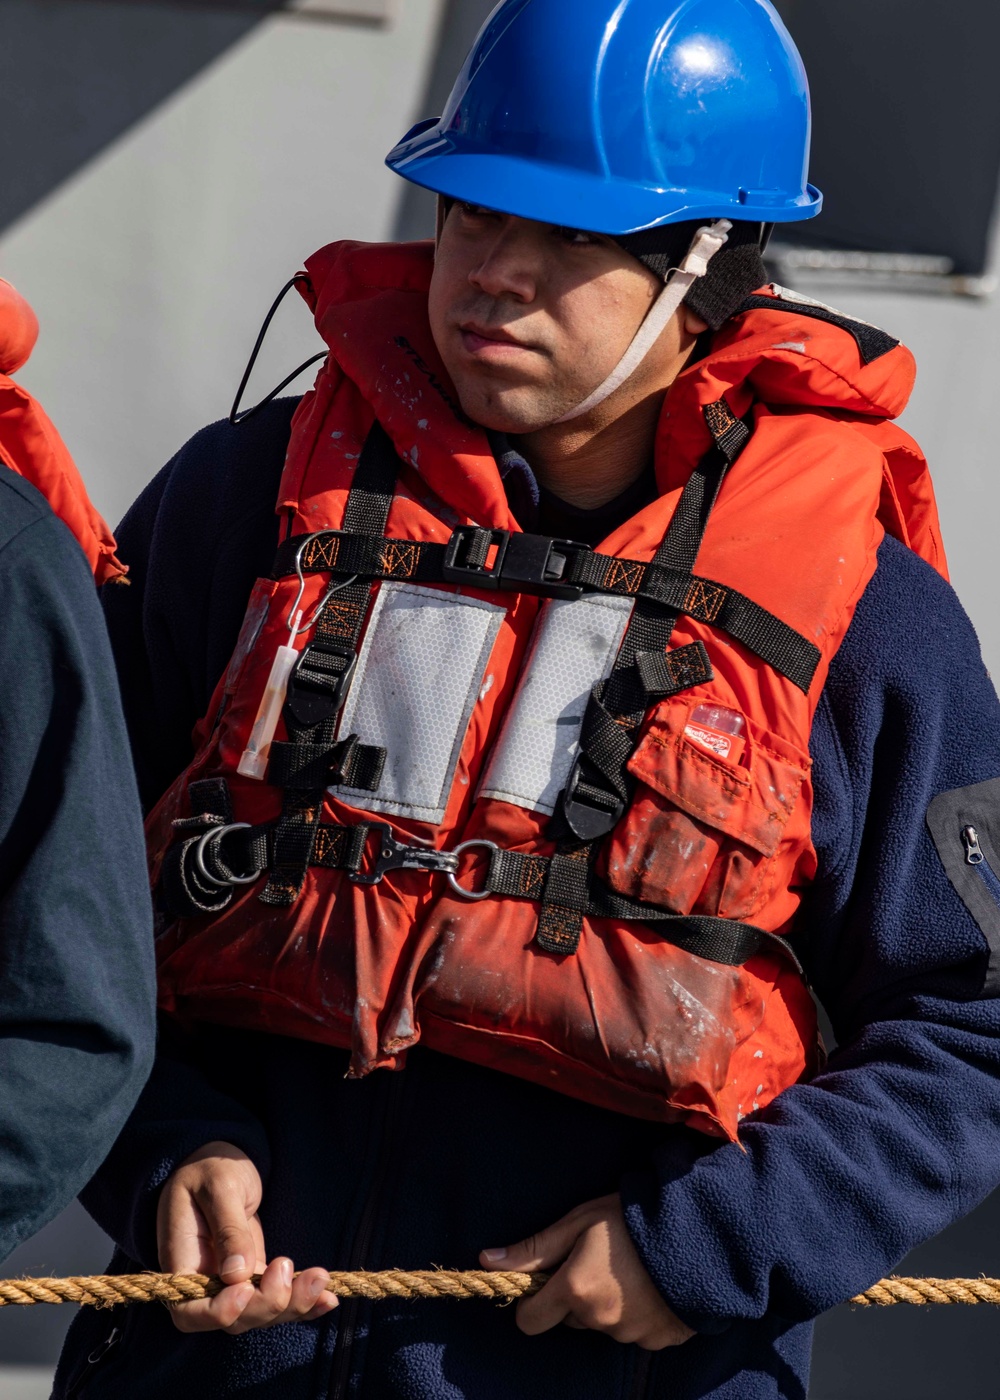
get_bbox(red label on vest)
[684,722,734,759]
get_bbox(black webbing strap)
[271,533,818,691]
[486,847,797,970]
[541,403,753,953]
[260,422,398,908]
[161,814,372,920]
[557,403,746,837]
[269,405,818,695]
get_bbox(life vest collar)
[287,240,934,577]
[298,239,515,533]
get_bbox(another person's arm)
[0,473,157,1261]
[79,403,333,1329]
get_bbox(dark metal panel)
[775,0,1000,275]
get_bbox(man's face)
[428,203,683,434]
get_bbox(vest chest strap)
[162,804,791,973]
[272,525,820,693]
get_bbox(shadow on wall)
[0,0,287,235]
[393,0,498,241]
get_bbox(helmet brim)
[387,142,822,235]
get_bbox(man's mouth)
[458,322,538,359]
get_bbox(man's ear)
[682,305,710,337]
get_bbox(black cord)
[229,273,327,425]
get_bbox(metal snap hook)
[286,531,360,642]
[446,840,499,901]
[193,822,262,889]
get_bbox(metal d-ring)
[446,840,499,901]
[194,823,262,889]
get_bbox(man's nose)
[468,222,538,303]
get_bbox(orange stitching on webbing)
[319,600,362,638]
[604,558,644,595]
[520,861,545,900]
[665,646,709,689]
[703,399,737,441]
[538,905,580,950]
[683,579,726,623]
[303,536,340,571]
[380,540,419,578]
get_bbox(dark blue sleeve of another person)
[77,407,292,1262]
[622,535,1000,1330]
[0,468,157,1262]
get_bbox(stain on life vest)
[0,278,125,585]
[148,243,946,1140]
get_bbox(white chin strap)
[553,218,732,425]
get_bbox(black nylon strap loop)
[263,421,398,906]
[635,643,714,697]
[485,847,782,968]
[266,736,382,792]
[638,566,820,692]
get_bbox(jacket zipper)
[328,1070,407,1400]
[65,1323,123,1397]
[962,825,1000,903]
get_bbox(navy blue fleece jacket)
[54,399,1000,1400]
[0,466,155,1265]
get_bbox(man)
[0,276,155,1264]
[55,2,1000,1397]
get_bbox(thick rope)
[0,1271,544,1309]
[0,1271,996,1310]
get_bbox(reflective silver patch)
[334,582,505,824]
[480,593,634,815]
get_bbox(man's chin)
[454,385,569,435]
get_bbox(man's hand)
[156,1140,337,1334]
[480,1193,694,1351]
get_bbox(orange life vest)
[148,241,946,1141]
[0,278,125,585]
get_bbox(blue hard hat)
[386,0,822,235]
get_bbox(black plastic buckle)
[442,526,510,587]
[443,527,589,599]
[351,824,461,886]
[499,534,588,600]
[560,760,626,842]
[284,644,358,728]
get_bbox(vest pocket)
[601,697,810,920]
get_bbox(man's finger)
[513,1268,575,1336]
[170,1282,256,1335]
[158,1180,212,1276]
[198,1177,260,1283]
[480,1202,596,1273]
[226,1265,337,1334]
[224,1257,294,1332]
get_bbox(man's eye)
[558,226,599,246]
[460,202,497,220]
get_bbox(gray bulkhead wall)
[0,1,999,1395]
[0,0,447,528]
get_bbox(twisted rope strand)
[0,1271,545,1309]
[0,1271,997,1310]
[850,1277,1000,1307]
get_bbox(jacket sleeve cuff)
[620,1135,742,1336]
